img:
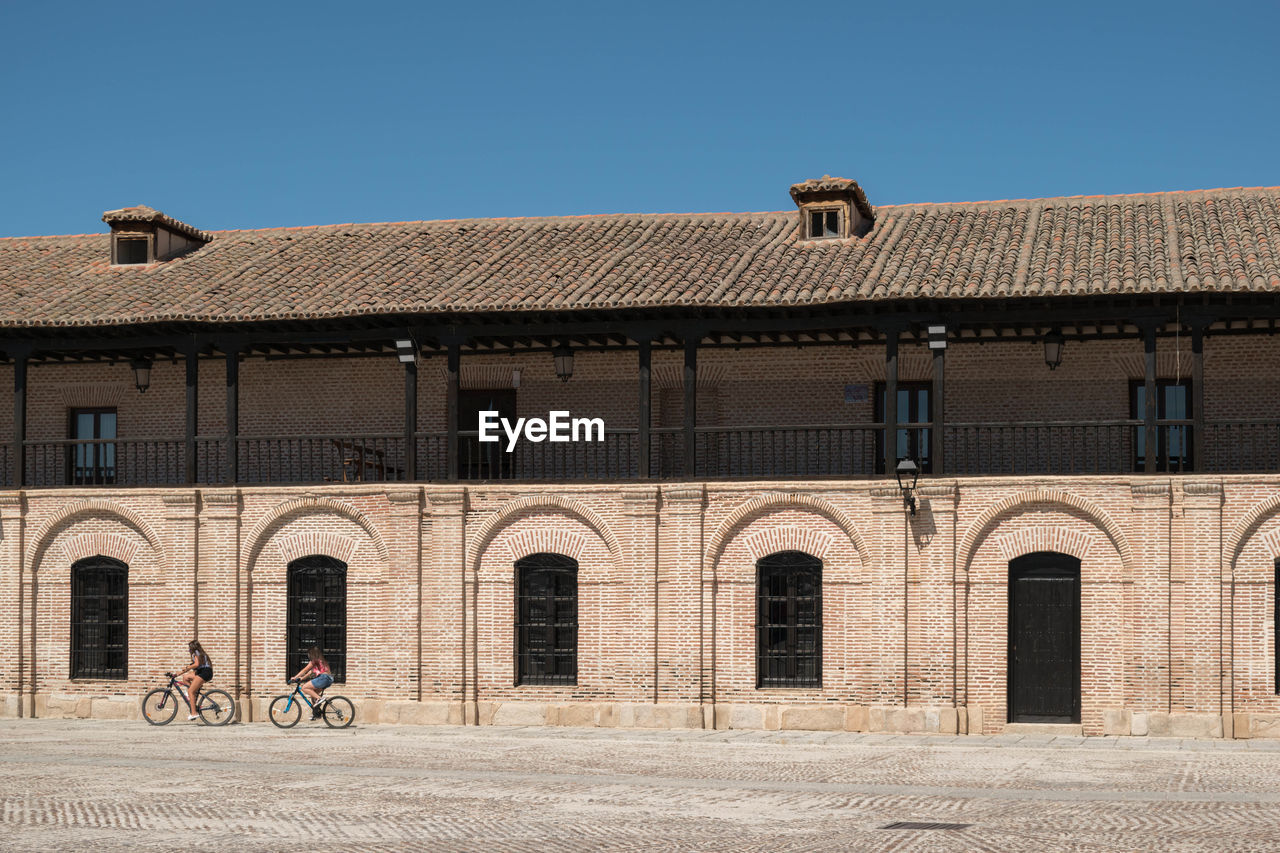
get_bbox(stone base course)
[12,693,1278,740]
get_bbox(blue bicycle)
[268,679,355,728]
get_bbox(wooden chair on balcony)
[330,439,401,482]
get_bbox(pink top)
[313,659,330,675]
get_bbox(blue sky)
[2,1,1277,236]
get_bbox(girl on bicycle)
[176,640,213,721]
[291,646,333,718]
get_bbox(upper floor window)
[515,553,577,685]
[71,557,128,679]
[1130,379,1192,472]
[756,551,821,688]
[874,382,932,475]
[68,408,117,486]
[460,388,516,480]
[287,555,347,682]
[806,208,843,240]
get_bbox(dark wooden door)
[1008,553,1080,723]
[459,389,516,479]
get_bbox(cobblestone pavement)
[3,720,1280,852]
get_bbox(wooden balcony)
[8,419,1280,487]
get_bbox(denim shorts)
[310,673,334,690]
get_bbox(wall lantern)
[395,338,417,364]
[553,344,574,382]
[895,457,920,516]
[1043,330,1065,370]
[130,358,152,393]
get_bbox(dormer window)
[102,205,212,266]
[807,208,843,240]
[789,175,875,243]
[113,235,151,266]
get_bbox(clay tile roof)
[1,185,1279,330]
[101,205,212,242]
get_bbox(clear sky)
[2,1,1277,237]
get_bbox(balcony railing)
[8,419,1280,487]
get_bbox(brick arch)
[503,528,591,564]
[467,495,620,573]
[958,489,1132,580]
[275,532,359,566]
[62,533,141,567]
[244,495,390,572]
[995,526,1096,564]
[27,499,166,574]
[705,493,869,571]
[740,526,836,564]
[1225,495,1280,569]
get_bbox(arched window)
[756,551,822,688]
[70,556,128,679]
[287,555,347,683]
[515,553,577,685]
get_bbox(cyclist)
[175,640,213,721]
[290,646,333,718]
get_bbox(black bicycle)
[141,672,235,726]
[268,679,355,729]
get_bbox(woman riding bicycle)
[290,646,333,718]
[175,640,213,721]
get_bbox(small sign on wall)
[844,383,869,403]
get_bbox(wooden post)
[13,348,27,488]
[185,344,199,484]
[884,328,899,477]
[931,332,945,475]
[404,355,418,482]
[446,343,460,481]
[683,336,697,478]
[225,345,239,485]
[638,338,651,479]
[1192,325,1205,471]
[1144,324,1157,475]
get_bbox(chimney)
[789,176,874,240]
[102,205,212,265]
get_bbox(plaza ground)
[2,719,1279,851]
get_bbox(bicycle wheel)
[142,688,179,725]
[198,689,236,726]
[321,696,355,729]
[268,694,301,728]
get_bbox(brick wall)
[4,475,1280,737]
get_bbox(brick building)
[3,179,1280,737]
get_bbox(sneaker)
[187,714,199,721]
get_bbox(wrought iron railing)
[235,434,408,484]
[10,419,1280,487]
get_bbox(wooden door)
[1008,553,1080,723]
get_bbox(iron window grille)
[70,556,128,679]
[756,551,822,688]
[286,555,347,683]
[515,553,578,685]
